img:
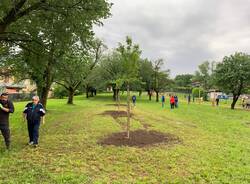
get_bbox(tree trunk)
[231,94,239,110]
[36,66,53,110]
[0,25,7,35]
[113,88,119,101]
[139,91,142,97]
[148,90,152,101]
[37,84,51,110]
[126,83,131,139]
[156,91,159,102]
[116,88,120,111]
[86,85,89,98]
[67,88,74,104]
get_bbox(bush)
[192,88,204,98]
[53,85,68,99]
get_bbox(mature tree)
[152,59,170,102]
[139,59,154,100]
[0,0,111,43]
[56,39,106,104]
[193,61,213,90]
[56,55,88,104]
[175,74,193,87]
[2,1,111,109]
[84,39,107,98]
[98,51,124,100]
[214,52,250,109]
[116,36,141,138]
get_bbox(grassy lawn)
[0,93,249,184]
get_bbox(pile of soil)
[100,110,133,119]
[99,129,181,148]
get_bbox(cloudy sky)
[94,0,250,77]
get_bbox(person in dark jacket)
[0,92,14,149]
[132,95,136,106]
[174,95,178,108]
[216,96,220,106]
[188,94,191,105]
[161,94,165,108]
[23,96,45,148]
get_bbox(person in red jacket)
[170,96,175,109]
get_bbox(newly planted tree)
[117,36,141,138]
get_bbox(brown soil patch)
[99,129,182,148]
[100,110,133,119]
[142,123,152,129]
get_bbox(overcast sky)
[94,0,250,77]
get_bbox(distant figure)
[174,95,178,108]
[216,96,220,106]
[161,95,165,108]
[242,98,246,108]
[132,95,136,106]
[188,94,191,105]
[170,96,175,109]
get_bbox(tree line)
[172,53,250,109]
[1,1,250,111]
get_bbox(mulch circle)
[99,129,182,148]
[100,110,133,119]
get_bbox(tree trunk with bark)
[86,84,89,98]
[148,90,152,101]
[67,87,74,104]
[156,91,159,102]
[231,94,239,109]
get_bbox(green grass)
[0,93,249,184]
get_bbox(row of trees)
[173,53,250,109]
[0,0,112,109]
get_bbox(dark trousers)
[175,101,178,108]
[0,124,10,148]
[170,103,175,109]
[27,120,40,145]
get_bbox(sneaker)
[28,141,34,145]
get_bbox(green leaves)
[214,52,250,109]
[116,36,141,85]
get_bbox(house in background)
[0,68,36,94]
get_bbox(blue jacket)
[23,102,45,123]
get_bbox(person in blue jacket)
[23,96,45,148]
[161,94,165,107]
[132,95,136,106]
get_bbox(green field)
[0,93,249,184]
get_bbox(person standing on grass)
[174,95,178,108]
[188,94,191,105]
[23,96,45,148]
[132,95,136,106]
[161,94,165,108]
[216,96,220,106]
[0,93,14,150]
[170,95,175,109]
